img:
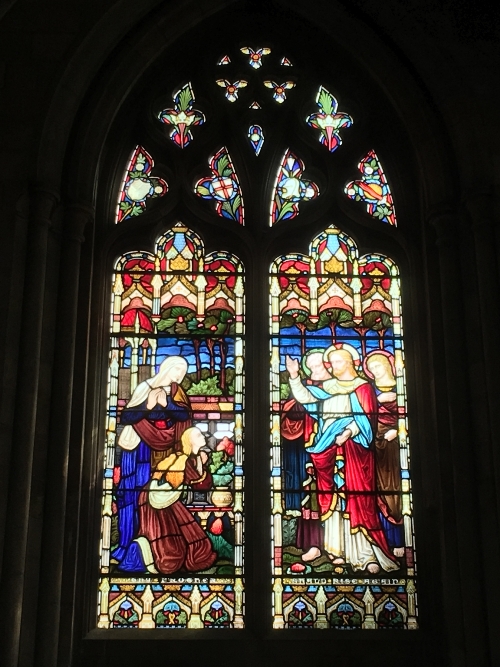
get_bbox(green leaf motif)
[177,85,193,111]
[318,88,334,115]
[217,154,230,174]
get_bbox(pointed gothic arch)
[5,2,497,667]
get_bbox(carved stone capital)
[465,192,496,236]
[64,203,95,244]
[427,207,460,248]
[32,186,60,229]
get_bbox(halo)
[363,349,395,379]
[301,348,327,377]
[323,343,361,367]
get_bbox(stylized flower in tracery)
[240,46,271,69]
[158,82,205,148]
[306,86,352,153]
[263,80,295,104]
[216,79,248,102]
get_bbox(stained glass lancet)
[270,150,319,225]
[345,150,397,226]
[115,146,168,223]
[98,223,245,629]
[195,147,245,225]
[270,224,417,629]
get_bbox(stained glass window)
[195,147,245,225]
[270,225,417,630]
[240,46,271,69]
[98,223,245,629]
[270,150,319,225]
[248,125,264,155]
[115,146,168,223]
[345,150,397,226]
[263,80,295,104]
[306,86,353,153]
[216,79,248,102]
[158,82,205,149]
[102,39,418,637]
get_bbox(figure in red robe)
[136,426,217,574]
[114,356,193,571]
[366,352,404,556]
[286,347,398,574]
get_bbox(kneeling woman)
[129,427,217,574]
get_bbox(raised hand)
[285,355,300,379]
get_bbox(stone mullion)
[33,204,93,667]
[430,210,487,667]
[465,194,500,667]
[0,188,58,667]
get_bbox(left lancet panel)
[115,146,168,223]
[98,223,245,629]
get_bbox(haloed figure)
[286,347,398,574]
[366,353,404,557]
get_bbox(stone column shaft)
[0,188,58,667]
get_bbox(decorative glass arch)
[99,37,417,633]
[270,225,417,629]
[98,223,245,629]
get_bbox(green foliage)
[317,307,355,329]
[110,515,119,549]
[363,310,392,330]
[280,382,291,400]
[197,185,211,197]
[318,88,335,115]
[187,375,222,395]
[282,517,297,547]
[210,451,234,486]
[276,200,296,221]
[217,152,230,175]
[157,306,195,333]
[209,534,234,560]
[213,473,232,486]
[156,609,187,626]
[177,84,193,111]
[225,367,235,387]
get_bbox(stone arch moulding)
[34,2,462,665]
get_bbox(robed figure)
[281,350,330,562]
[136,427,217,574]
[366,352,404,555]
[286,347,398,574]
[114,356,192,571]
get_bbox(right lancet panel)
[270,225,417,630]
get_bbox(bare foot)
[393,547,404,558]
[302,547,321,562]
[328,554,345,565]
[366,563,380,574]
